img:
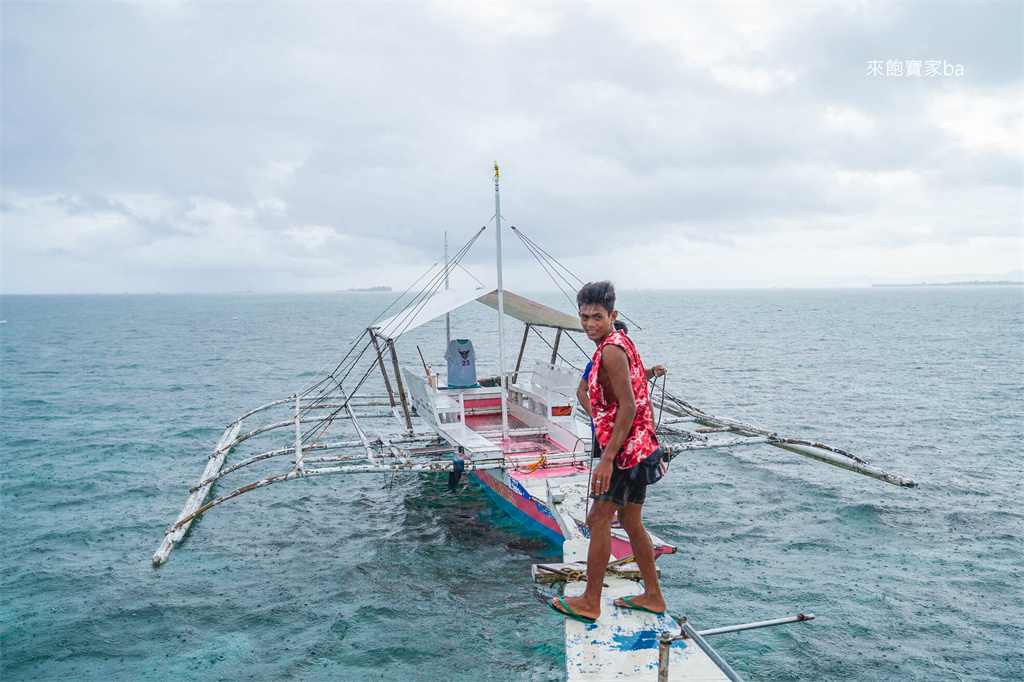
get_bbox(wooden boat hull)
[473,468,676,561]
[473,469,566,544]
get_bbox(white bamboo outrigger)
[153,167,916,680]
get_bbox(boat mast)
[494,162,510,442]
[444,231,451,346]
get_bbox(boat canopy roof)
[370,287,583,341]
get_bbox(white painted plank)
[563,577,730,682]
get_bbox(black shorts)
[591,461,646,507]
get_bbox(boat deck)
[464,401,588,476]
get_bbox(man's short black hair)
[577,281,616,314]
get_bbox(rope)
[293,224,495,447]
[651,373,666,431]
[525,454,547,471]
[564,328,593,364]
[614,310,768,432]
[511,224,769,432]
[512,227,580,312]
[360,228,483,346]
[366,227,487,343]
[288,417,333,475]
[527,325,586,371]
[299,227,486,395]
[292,227,490,432]
[513,226,585,290]
[456,262,487,289]
[564,568,586,583]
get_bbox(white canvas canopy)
[370,288,582,341]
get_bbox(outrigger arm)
[163,459,510,540]
[653,390,917,488]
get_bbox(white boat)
[153,166,915,680]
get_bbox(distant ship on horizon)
[872,280,1022,288]
[347,286,392,292]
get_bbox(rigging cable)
[296,225,492,444]
[300,226,487,415]
[511,227,580,313]
[298,227,487,395]
[526,325,585,372]
[511,224,769,432]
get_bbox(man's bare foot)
[613,594,666,614]
[550,595,600,622]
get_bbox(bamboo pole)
[369,332,398,408]
[294,394,303,471]
[342,387,379,465]
[512,324,530,383]
[189,439,366,492]
[388,339,414,432]
[550,328,562,365]
[166,460,511,531]
[655,390,917,487]
[153,420,242,565]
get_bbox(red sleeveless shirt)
[587,330,659,469]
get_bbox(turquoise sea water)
[1,287,1022,681]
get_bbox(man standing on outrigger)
[550,281,668,623]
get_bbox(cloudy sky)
[2,1,1021,294]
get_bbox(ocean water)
[1,287,1021,681]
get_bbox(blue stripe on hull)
[470,472,565,546]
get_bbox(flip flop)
[614,595,666,615]
[549,597,597,624]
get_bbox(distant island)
[347,286,392,292]
[873,280,1022,288]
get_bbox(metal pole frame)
[698,613,815,638]
[494,163,509,442]
[657,616,746,682]
[444,231,451,346]
[658,613,814,681]
[676,617,745,682]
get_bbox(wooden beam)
[550,328,563,365]
[369,332,397,408]
[387,339,414,432]
[512,323,530,383]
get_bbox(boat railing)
[656,613,816,682]
[509,361,579,420]
[403,368,506,426]
[404,368,458,427]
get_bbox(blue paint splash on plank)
[609,629,688,651]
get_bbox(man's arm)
[577,379,592,417]
[591,344,636,495]
[645,365,667,380]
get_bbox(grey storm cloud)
[2,1,1021,293]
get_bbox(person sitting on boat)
[551,281,667,623]
[444,338,479,389]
